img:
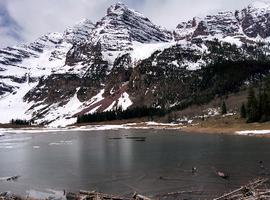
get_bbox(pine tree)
[246,87,259,123]
[167,112,173,123]
[221,101,227,115]
[240,103,246,119]
[258,89,263,120]
[259,91,270,122]
[259,76,270,122]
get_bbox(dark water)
[0,129,270,199]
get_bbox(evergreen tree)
[10,119,30,125]
[260,76,270,121]
[259,91,270,122]
[167,112,173,123]
[221,101,227,115]
[240,103,246,119]
[246,87,259,123]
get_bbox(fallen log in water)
[108,137,122,140]
[125,137,146,141]
[6,175,20,181]
[0,175,20,182]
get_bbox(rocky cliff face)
[241,2,270,38]
[1,1,270,126]
[175,1,270,41]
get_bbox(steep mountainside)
[1,2,270,127]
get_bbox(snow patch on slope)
[0,82,38,123]
[34,89,84,127]
[49,89,105,127]
[104,101,116,112]
[117,92,133,110]
[131,41,176,63]
[19,43,71,76]
[87,89,105,108]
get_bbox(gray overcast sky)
[1,0,269,47]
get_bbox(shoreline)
[1,178,269,200]
[1,121,270,137]
[181,125,270,137]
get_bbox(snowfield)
[0,82,38,123]
[130,41,176,63]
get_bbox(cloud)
[0,0,23,47]
[6,0,109,42]
[2,0,268,47]
[0,31,20,48]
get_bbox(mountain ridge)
[1,2,270,127]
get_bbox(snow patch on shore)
[145,121,179,126]
[0,122,183,133]
[27,189,66,200]
[236,130,270,136]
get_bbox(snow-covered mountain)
[66,3,173,68]
[1,2,270,127]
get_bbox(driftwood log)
[214,178,270,200]
[66,190,151,200]
[1,178,270,200]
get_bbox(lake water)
[0,129,270,199]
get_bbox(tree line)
[77,106,166,124]
[10,119,31,126]
[240,76,270,123]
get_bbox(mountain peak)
[106,2,147,20]
[107,2,128,15]
[91,2,172,47]
[63,18,94,44]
